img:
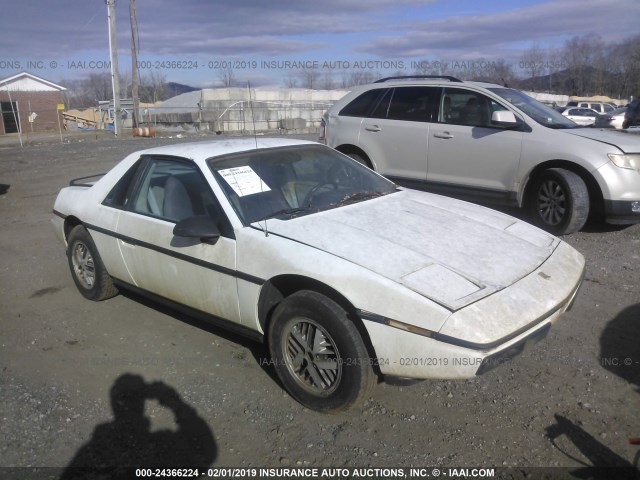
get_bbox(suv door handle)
[365,125,381,132]
[434,131,454,139]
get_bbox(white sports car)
[52,138,585,412]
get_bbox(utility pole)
[130,0,139,130]
[106,0,122,137]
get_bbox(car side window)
[103,159,144,208]
[440,88,512,128]
[129,157,234,237]
[386,87,440,122]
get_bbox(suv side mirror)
[492,110,518,127]
[173,215,221,245]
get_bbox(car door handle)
[364,125,381,132]
[434,131,454,139]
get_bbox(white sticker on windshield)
[218,166,271,197]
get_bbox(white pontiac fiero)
[52,138,585,412]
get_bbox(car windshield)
[488,88,579,129]
[208,144,397,225]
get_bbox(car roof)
[133,137,318,162]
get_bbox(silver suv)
[322,76,640,234]
[566,101,616,114]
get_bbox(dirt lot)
[0,131,639,478]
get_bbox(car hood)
[564,128,640,152]
[262,189,559,310]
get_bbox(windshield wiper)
[335,190,389,207]
[257,206,311,222]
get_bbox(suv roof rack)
[374,75,463,83]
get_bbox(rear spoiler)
[69,173,106,187]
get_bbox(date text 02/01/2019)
[258,357,491,367]
[134,467,497,478]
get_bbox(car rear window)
[339,88,387,117]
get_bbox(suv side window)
[440,88,509,128]
[369,88,393,119]
[386,87,440,122]
[339,88,387,117]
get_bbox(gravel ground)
[0,131,638,479]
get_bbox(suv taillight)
[319,118,327,141]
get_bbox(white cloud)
[357,0,640,59]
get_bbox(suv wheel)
[346,152,372,168]
[528,168,589,235]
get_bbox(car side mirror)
[173,215,221,245]
[491,110,518,127]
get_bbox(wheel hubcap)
[283,318,341,395]
[71,242,95,289]
[537,179,566,226]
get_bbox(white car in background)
[52,138,585,412]
[561,107,600,126]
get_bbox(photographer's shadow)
[543,303,640,479]
[60,374,216,479]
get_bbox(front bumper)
[361,241,585,379]
[604,199,640,224]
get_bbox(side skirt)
[112,279,264,343]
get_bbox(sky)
[0,0,639,88]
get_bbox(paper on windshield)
[218,166,271,197]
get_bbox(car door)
[426,87,524,203]
[115,156,241,323]
[358,86,440,183]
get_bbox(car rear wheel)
[528,168,589,235]
[268,290,374,412]
[67,225,118,301]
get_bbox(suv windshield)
[208,144,397,225]
[488,88,578,129]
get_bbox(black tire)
[528,168,589,235]
[346,152,372,169]
[67,225,118,301]
[268,290,374,412]
[622,119,630,129]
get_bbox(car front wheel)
[67,225,118,301]
[528,168,589,235]
[268,290,374,412]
